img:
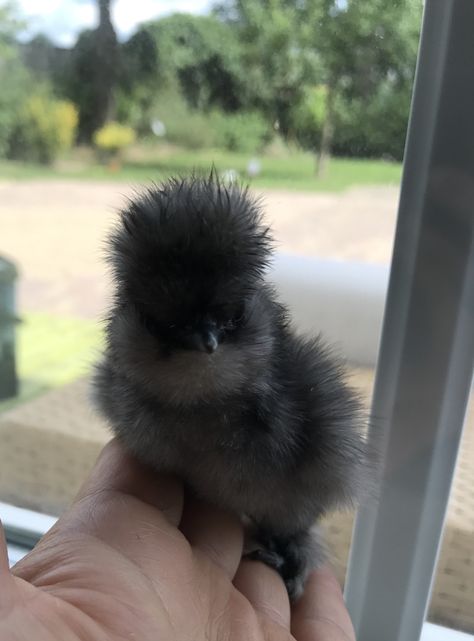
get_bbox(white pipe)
[270,254,389,368]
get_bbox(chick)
[92,174,369,599]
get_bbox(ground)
[0,180,399,318]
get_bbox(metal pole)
[344,2,474,640]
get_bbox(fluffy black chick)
[92,174,369,600]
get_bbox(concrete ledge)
[0,379,108,514]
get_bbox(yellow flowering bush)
[54,101,79,151]
[93,122,136,157]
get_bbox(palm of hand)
[1,442,354,641]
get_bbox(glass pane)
[0,0,409,544]
[3,1,470,637]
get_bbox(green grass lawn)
[0,314,103,414]
[0,144,402,192]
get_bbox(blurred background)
[0,0,421,404]
[0,0,472,636]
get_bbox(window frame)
[344,2,474,639]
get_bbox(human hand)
[1,440,355,641]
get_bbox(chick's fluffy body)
[92,176,368,596]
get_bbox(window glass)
[1,0,470,635]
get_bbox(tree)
[20,34,72,90]
[0,1,22,60]
[214,0,314,135]
[145,13,245,113]
[217,0,422,169]
[65,0,119,142]
[116,27,159,134]
[0,1,29,156]
[318,0,422,173]
[93,0,119,125]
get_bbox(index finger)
[233,558,291,631]
[291,566,355,641]
[180,497,244,579]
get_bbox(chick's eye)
[136,307,171,338]
[222,307,245,332]
[222,319,236,332]
[139,311,160,336]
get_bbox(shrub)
[141,84,274,152]
[0,62,31,158]
[290,85,327,152]
[150,89,272,152]
[8,94,78,164]
[55,101,79,150]
[150,88,216,149]
[332,83,411,161]
[164,111,216,149]
[93,122,136,157]
[210,110,272,153]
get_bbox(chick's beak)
[203,330,219,354]
[192,328,219,354]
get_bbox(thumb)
[75,438,184,527]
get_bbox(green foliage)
[214,0,316,135]
[9,0,422,162]
[291,85,328,151]
[165,115,216,150]
[20,34,59,78]
[94,121,136,154]
[8,93,78,164]
[218,0,422,159]
[145,14,244,113]
[0,3,30,156]
[60,30,97,140]
[329,0,422,160]
[0,1,23,60]
[0,36,79,164]
[117,15,246,138]
[333,80,412,160]
[121,28,158,87]
[150,88,272,152]
[61,0,119,142]
[62,23,154,141]
[117,28,159,135]
[0,58,30,157]
[151,88,217,149]
[211,110,272,153]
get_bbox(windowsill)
[1,500,56,548]
[422,623,474,641]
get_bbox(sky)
[14,0,212,47]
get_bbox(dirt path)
[0,180,399,318]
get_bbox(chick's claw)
[247,529,323,602]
